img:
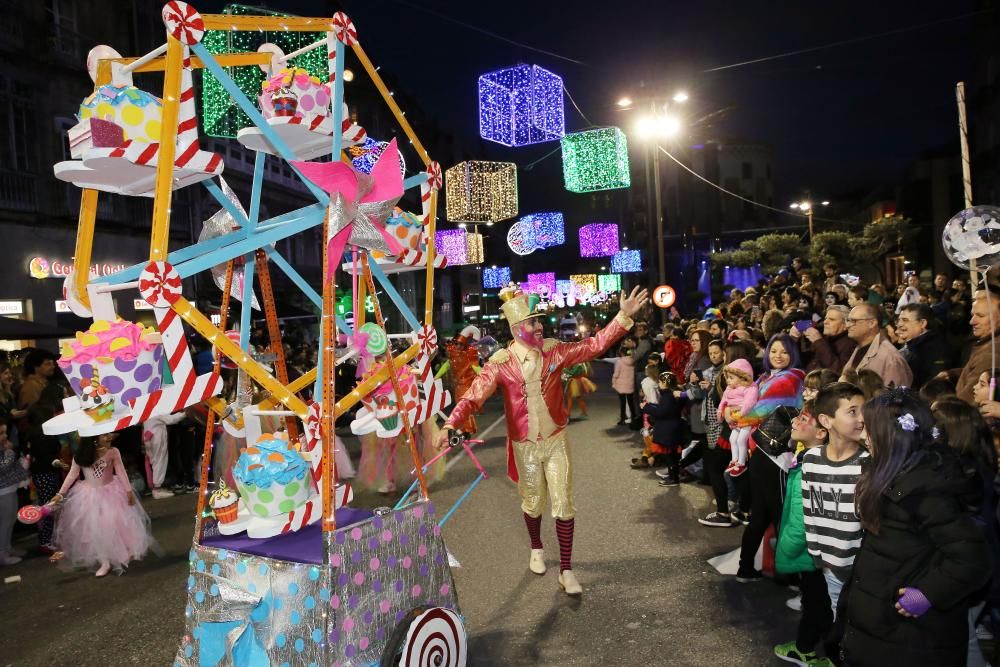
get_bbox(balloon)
[942,206,1000,271]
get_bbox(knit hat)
[723,358,754,382]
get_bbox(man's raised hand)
[619,285,650,319]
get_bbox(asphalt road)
[3,365,798,666]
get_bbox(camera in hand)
[448,430,468,448]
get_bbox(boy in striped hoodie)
[799,382,868,666]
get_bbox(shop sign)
[133,299,154,311]
[29,256,127,280]
[0,301,24,316]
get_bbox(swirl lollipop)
[17,504,53,525]
[358,322,388,356]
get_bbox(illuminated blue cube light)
[478,64,565,147]
[483,266,511,289]
[520,212,565,249]
[611,249,642,273]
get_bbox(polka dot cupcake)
[232,433,311,518]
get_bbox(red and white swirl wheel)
[331,12,357,46]
[425,162,443,192]
[402,607,466,667]
[139,261,183,307]
[416,324,438,357]
[162,1,205,45]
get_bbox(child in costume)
[142,411,186,499]
[51,433,155,576]
[717,359,758,477]
[564,362,596,418]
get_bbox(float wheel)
[379,606,467,667]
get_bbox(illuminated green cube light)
[560,127,630,193]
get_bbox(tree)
[808,231,854,272]
[710,233,806,276]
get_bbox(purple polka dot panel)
[175,501,460,666]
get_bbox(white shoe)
[529,549,546,575]
[152,488,174,499]
[558,569,583,596]
[1,556,21,566]
[95,561,111,577]
[786,595,802,611]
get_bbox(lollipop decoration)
[17,504,53,525]
[942,205,1000,272]
[358,322,388,356]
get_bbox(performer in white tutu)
[51,432,155,576]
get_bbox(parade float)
[49,4,489,664]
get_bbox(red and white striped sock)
[556,518,575,572]
[523,512,543,549]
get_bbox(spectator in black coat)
[895,304,952,389]
[844,390,991,667]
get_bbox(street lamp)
[790,199,829,244]
[624,92,688,308]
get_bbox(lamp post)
[621,92,687,301]
[790,199,829,244]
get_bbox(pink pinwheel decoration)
[292,138,405,281]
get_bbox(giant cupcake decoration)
[232,432,311,518]
[58,319,163,415]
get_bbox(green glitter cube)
[561,127,631,193]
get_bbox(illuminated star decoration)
[291,138,405,281]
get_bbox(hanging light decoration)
[350,136,407,176]
[570,274,598,296]
[524,272,556,294]
[598,273,622,292]
[478,64,565,147]
[483,266,511,288]
[445,161,518,223]
[579,223,620,258]
[435,228,484,266]
[561,127,631,193]
[611,249,642,273]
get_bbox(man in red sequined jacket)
[436,285,648,596]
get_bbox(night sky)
[203,0,980,201]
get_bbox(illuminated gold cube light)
[445,160,518,223]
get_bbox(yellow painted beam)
[201,15,335,32]
[170,296,309,416]
[148,36,184,262]
[72,189,100,311]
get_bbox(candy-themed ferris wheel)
[45,3,483,665]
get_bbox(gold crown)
[499,287,543,326]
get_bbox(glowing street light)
[635,113,682,140]
[672,90,689,103]
[617,96,633,108]
[790,199,829,243]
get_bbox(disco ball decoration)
[942,205,1000,272]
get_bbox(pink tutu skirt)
[53,482,155,570]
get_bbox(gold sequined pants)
[512,430,575,520]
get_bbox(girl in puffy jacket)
[717,359,758,477]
